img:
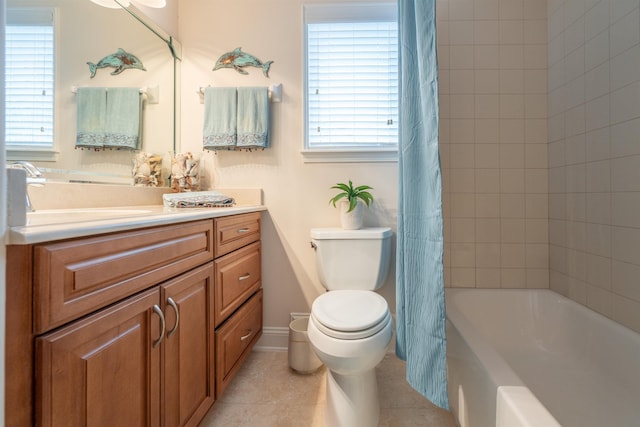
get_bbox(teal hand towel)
[103,87,142,150]
[203,87,237,150]
[237,86,269,149]
[75,87,106,149]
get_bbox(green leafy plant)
[329,180,374,213]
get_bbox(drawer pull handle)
[240,329,253,341]
[152,304,166,348]
[166,297,180,338]
[239,273,251,281]
[237,228,250,234]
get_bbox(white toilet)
[307,227,393,427]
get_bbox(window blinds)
[305,4,398,150]
[5,8,55,149]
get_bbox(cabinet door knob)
[166,297,180,338]
[240,329,253,341]
[236,228,250,234]
[152,304,166,348]
[238,273,251,281]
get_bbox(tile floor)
[200,350,457,426]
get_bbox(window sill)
[7,148,59,162]
[301,148,398,163]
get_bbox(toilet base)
[324,368,379,427]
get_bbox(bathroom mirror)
[6,0,181,184]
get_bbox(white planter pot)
[339,199,363,230]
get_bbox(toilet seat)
[311,290,391,340]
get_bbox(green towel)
[237,86,269,149]
[103,87,142,150]
[75,87,106,149]
[203,87,237,150]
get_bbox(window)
[303,3,398,162]
[5,8,56,160]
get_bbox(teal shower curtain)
[395,0,449,410]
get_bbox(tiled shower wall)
[438,0,550,288]
[548,0,640,333]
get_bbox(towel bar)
[197,83,282,103]
[71,85,159,104]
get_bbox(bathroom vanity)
[5,207,264,427]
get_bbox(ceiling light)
[133,0,166,8]
[89,0,131,8]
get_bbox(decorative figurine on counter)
[87,48,146,78]
[170,152,201,192]
[132,152,162,187]
[213,47,273,77]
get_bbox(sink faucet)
[9,161,46,212]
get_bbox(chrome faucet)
[9,161,46,212]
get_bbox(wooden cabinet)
[162,264,215,427]
[35,262,215,427]
[36,288,162,427]
[6,212,263,427]
[215,289,263,396]
[212,212,263,399]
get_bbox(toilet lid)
[311,290,390,339]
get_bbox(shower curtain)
[395,0,449,410]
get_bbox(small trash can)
[288,317,322,374]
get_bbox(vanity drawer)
[214,241,261,326]
[33,220,214,334]
[214,212,261,257]
[215,289,263,398]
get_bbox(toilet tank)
[310,227,393,291]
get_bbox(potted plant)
[329,180,374,229]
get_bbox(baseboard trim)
[254,326,289,352]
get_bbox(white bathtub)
[445,289,640,427]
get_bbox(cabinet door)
[162,263,215,427]
[36,288,162,427]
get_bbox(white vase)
[339,199,363,230]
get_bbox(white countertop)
[8,204,266,245]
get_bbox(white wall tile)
[476,218,501,242]
[612,192,640,228]
[476,143,500,168]
[476,193,501,217]
[475,169,501,192]
[585,61,610,101]
[450,119,476,142]
[610,118,640,157]
[585,0,609,41]
[585,30,610,71]
[612,260,640,302]
[500,0,524,20]
[450,20,476,45]
[500,20,524,44]
[475,20,500,44]
[502,219,526,243]
[609,8,640,57]
[564,17,585,53]
[475,0,500,19]
[450,0,475,20]
[585,127,610,162]
[501,243,526,267]
[610,44,640,91]
[526,193,549,218]
[612,155,640,192]
[586,192,611,224]
[501,268,527,288]
[474,45,500,68]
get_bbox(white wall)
[178,0,399,328]
[547,0,640,333]
[438,0,550,289]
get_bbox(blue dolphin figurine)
[87,48,146,78]
[213,47,273,77]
